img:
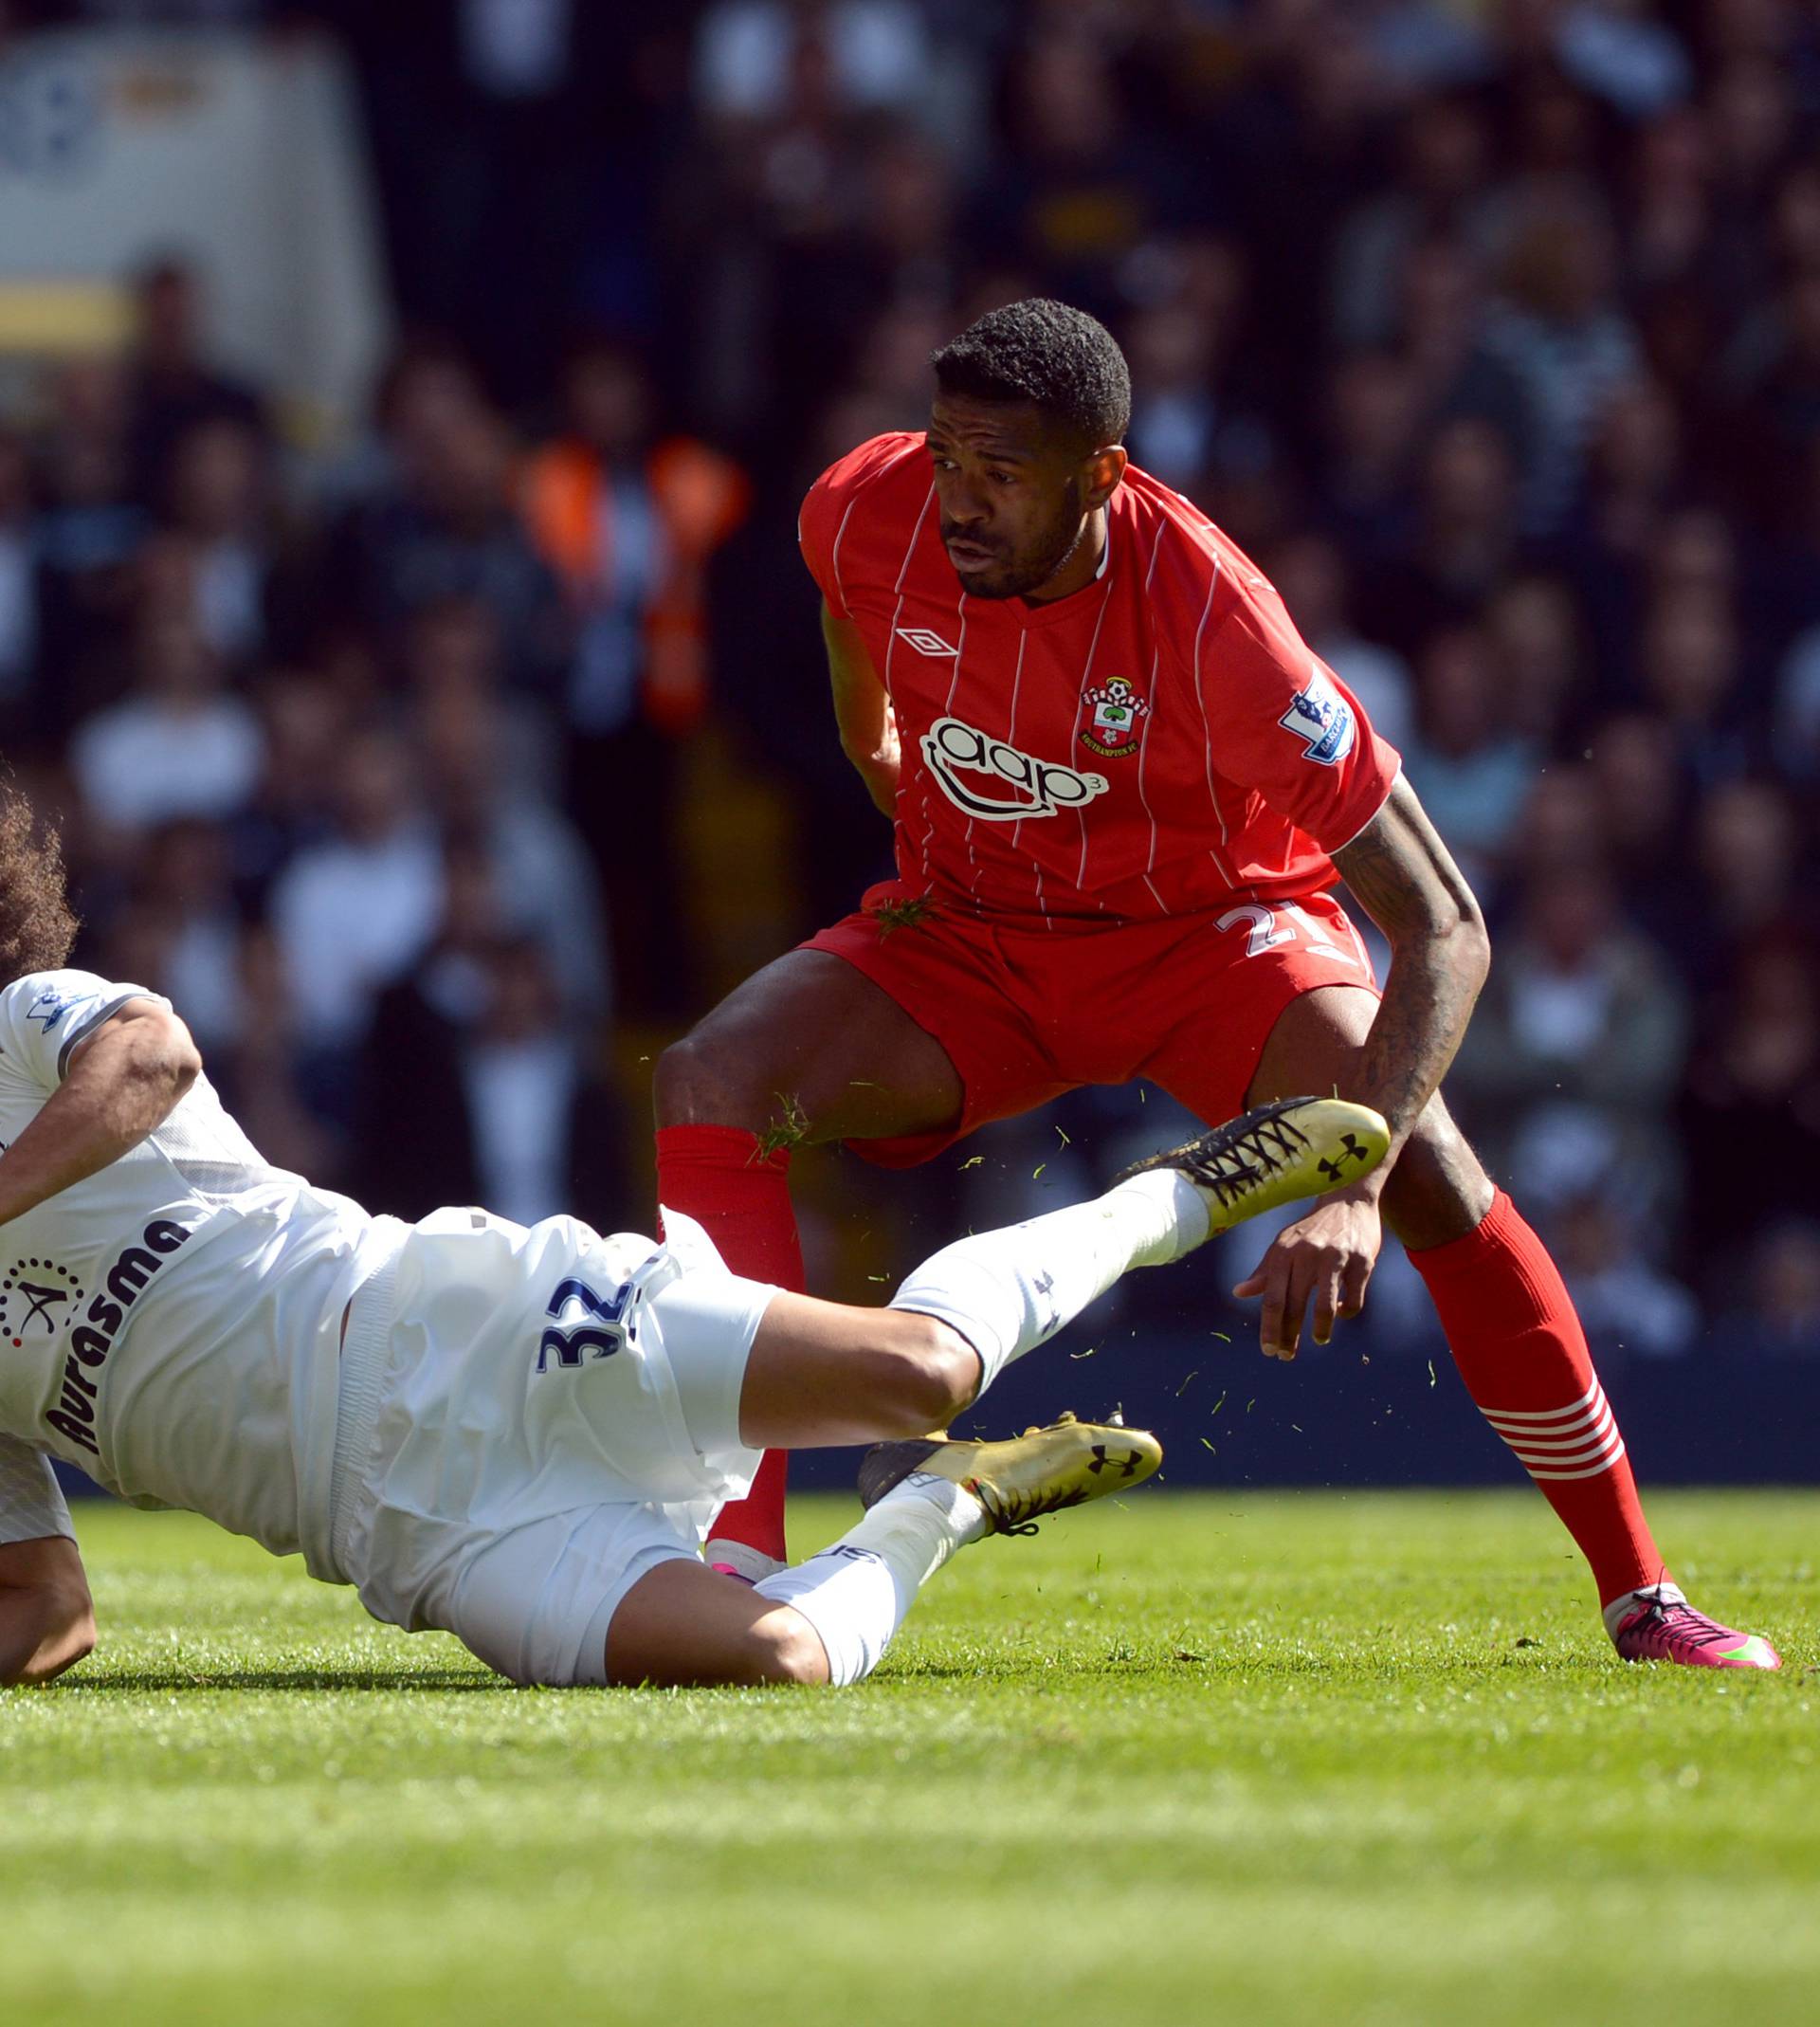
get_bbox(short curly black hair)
[931,298,1130,450]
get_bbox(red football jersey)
[799,431,1401,926]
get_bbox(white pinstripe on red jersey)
[880,481,937,884]
[1007,608,1030,863]
[826,495,859,612]
[1070,582,1113,891]
[946,586,987,904]
[1189,551,1238,893]
[1135,523,1165,881]
[827,434,920,615]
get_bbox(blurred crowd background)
[1,0,1817,1406]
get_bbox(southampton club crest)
[1079,677,1151,760]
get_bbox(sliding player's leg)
[729,1086,1388,1456]
[604,1414,1160,1688]
[418,1094,1387,1689]
[646,1157,1214,1482]
[443,1459,998,1691]
[1243,982,1780,1671]
[735,1166,1204,1447]
[604,1099,1386,1688]
[654,949,967,1575]
[605,1164,1207,1688]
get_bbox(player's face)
[926,396,1109,600]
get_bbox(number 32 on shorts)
[1216,902,1368,972]
[535,1276,632,1374]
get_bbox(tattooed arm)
[1328,775,1489,1168]
[1232,776,1488,1358]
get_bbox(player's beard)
[952,480,1088,601]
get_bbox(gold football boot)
[858,1412,1162,1535]
[1118,1095,1390,1236]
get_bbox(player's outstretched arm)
[0,1535,95,1687]
[823,601,901,816]
[0,1000,200,1227]
[1328,776,1489,1165]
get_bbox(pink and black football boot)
[1608,1585,1782,1670]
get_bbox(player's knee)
[610,1614,828,1689]
[745,1607,830,1687]
[683,1606,829,1688]
[1384,1101,1495,1250]
[874,1313,979,1433]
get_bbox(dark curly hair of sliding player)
[930,298,1132,450]
[0,786,78,989]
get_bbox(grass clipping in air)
[4,1491,1812,2027]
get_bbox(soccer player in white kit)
[0,795,1385,1690]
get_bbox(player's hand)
[1232,1192,1381,1360]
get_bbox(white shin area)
[752,1474,989,1687]
[884,1169,1209,1392]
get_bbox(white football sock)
[886,1168,1209,1391]
[753,1474,989,1687]
[704,1540,786,1583]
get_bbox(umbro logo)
[896,627,958,656]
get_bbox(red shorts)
[803,882,1379,1169]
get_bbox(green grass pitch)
[3,1489,1815,2027]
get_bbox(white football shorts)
[325,1205,777,1686]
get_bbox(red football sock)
[655,1124,805,1566]
[1409,1189,1668,1608]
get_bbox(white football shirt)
[0,970,396,1576]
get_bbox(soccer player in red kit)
[655,300,1777,1670]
